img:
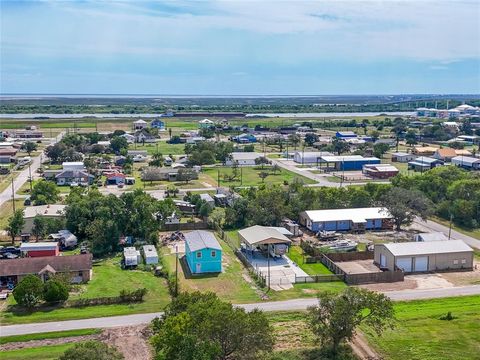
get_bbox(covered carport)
[238,225,292,257]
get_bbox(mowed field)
[363,295,480,360]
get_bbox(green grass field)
[0,255,171,325]
[431,216,480,241]
[0,343,78,360]
[287,246,332,275]
[0,329,100,345]
[128,141,186,155]
[162,237,260,303]
[363,295,480,360]
[203,166,316,187]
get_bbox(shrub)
[43,279,69,303]
[59,340,124,360]
[13,275,44,308]
[440,312,456,321]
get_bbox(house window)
[78,271,83,276]
[211,251,216,258]
[453,260,459,265]
[196,252,202,259]
[461,259,466,264]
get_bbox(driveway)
[2,284,480,336]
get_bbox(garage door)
[380,254,387,268]
[414,256,428,272]
[396,257,413,272]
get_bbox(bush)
[13,275,44,308]
[43,279,69,303]
[59,340,124,360]
[440,312,456,321]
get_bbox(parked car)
[23,196,31,206]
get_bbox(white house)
[121,133,136,143]
[293,151,333,164]
[225,152,263,166]
[198,119,214,129]
[391,152,416,163]
[132,119,148,131]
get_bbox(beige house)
[374,240,474,273]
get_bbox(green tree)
[271,164,281,175]
[6,209,25,244]
[149,152,164,167]
[304,133,319,146]
[254,156,271,170]
[332,138,351,155]
[21,141,37,156]
[110,136,128,153]
[208,207,226,228]
[59,341,124,360]
[31,179,60,205]
[32,215,47,241]
[43,279,69,303]
[177,168,198,184]
[288,133,301,150]
[391,117,408,151]
[405,130,418,146]
[308,288,395,356]
[13,274,44,308]
[380,187,433,230]
[373,143,390,159]
[151,292,274,360]
[258,171,269,183]
[45,143,67,164]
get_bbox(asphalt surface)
[0,133,64,208]
[2,285,479,336]
[413,218,480,249]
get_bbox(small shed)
[142,245,159,265]
[199,193,215,207]
[184,231,222,274]
[391,152,416,163]
[414,232,449,242]
[20,242,59,258]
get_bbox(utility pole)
[448,213,453,240]
[217,169,220,188]
[267,244,271,291]
[28,162,33,193]
[11,178,15,212]
[175,245,179,297]
[240,166,243,186]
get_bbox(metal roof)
[383,240,473,257]
[20,242,58,251]
[267,227,294,236]
[414,232,448,242]
[302,207,391,223]
[23,205,66,219]
[185,230,221,252]
[320,155,380,163]
[230,152,262,161]
[452,156,480,165]
[142,245,158,257]
[238,225,291,246]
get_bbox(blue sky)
[1,0,479,95]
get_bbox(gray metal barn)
[374,240,474,273]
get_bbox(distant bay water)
[0,111,414,119]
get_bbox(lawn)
[202,166,316,187]
[287,246,332,275]
[0,200,25,230]
[0,329,100,345]
[0,343,78,360]
[0,255,171,324]
[128,141,185,155]
[161,236,260,303]
[363,295,480,360]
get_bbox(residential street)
[2,284,479,337]
[0,132,64,209]
[413,218,480,249]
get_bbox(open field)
[0,329,100,345]
[0,343,77,360]
[128,141,186,155]
[0,255,171,325]
[203,165,316,187]
[431,216,480,241]
[161,237,261,303]
[363,295,480,360]
[0,200,25,231]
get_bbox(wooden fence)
[163,221,209,231]
[294,274,344,283]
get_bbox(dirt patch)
[438,260,480,286]
[350,332,382,360]
[410,273,454,289]
[273,320,314,351]
[359,278,418,292]
[0,334,101,351]
[100,325,153,360]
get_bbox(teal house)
[184,230,222,274]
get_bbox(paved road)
[2,285,480,336]
[413,218,480,249]
[0,133,64,208]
